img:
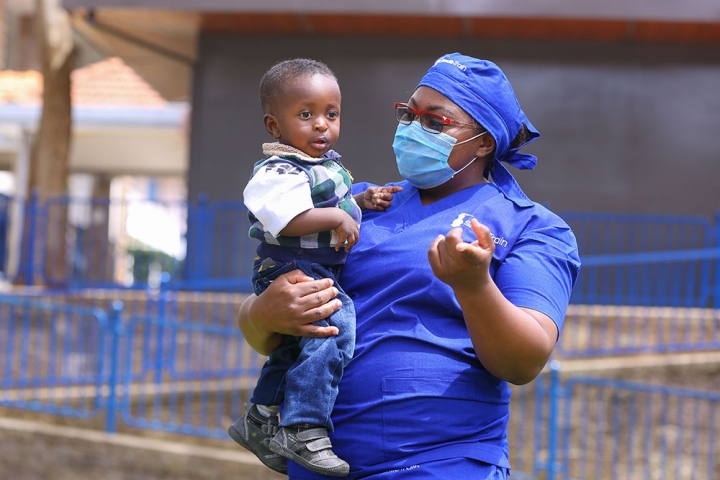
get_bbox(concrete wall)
[187,35,720,217]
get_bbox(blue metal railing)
[560,211,714,254]
[1,198,719,359]
[184,196,255,285]
[560,211,718,308]
[560,376,720,480]
[557,244,720,357]
[2,294,719,479]
[0,193,254,291]
[118,315,256,438]
[0,297,109,418]
[2,194,719,302]
[0,295,262,434]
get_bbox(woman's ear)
[475,132,496,159]
[264,114,281,139]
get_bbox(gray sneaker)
[227,404,287,474]
[269,425,349,477]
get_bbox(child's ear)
[474,132,496,159]
[264,114,281,139]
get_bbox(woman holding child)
[236,53,580,479]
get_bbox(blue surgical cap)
[417,53,540,207]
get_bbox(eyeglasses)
[394,102,480,134]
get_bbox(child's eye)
[299,111,312,119]
[327,111,339,120]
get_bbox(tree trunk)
[23,0,74,285]
[32,1,73,198]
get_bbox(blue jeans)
[249,256,355,430]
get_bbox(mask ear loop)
[449,130,487,177]
[451,156,477,178]
[454,130,487,146]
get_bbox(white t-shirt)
[242,161,314,238]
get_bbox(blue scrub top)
[289,180,580,479]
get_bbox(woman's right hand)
[237,269,342,355]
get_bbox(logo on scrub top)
[451,213,508,248]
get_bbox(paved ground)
[0,416,285,480]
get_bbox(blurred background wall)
[187,36,720,216]
[36,1,720,219]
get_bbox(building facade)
[60,0,720,216]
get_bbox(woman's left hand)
[428,218,494,292]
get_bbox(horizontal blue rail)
[2,195,719,301]
[580,247,720,266]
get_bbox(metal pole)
[547,360,562,480]
[154,281,166,385]
[105,300,124,433]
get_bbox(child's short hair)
[260,58,338,114]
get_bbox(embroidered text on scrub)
[450,213,508,248]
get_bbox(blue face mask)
[392,122,486,189]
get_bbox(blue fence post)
[153,278,168,385]
[24,189,39,286]
[547,360,562,480]
[159,273,177,374]
[106,300,124,433]
[185,193,209,288]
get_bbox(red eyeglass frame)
[393,102,480,132]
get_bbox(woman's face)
[407,86,489,177]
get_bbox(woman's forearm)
[453,281,557,385]
[428,220,559,385]
[237,294,284,356]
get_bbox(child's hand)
[356,185,404,211]
[334,212,360,252]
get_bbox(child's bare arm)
[279,208,360,251]
[355,185,404,212]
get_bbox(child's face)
[264,73,341,158]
